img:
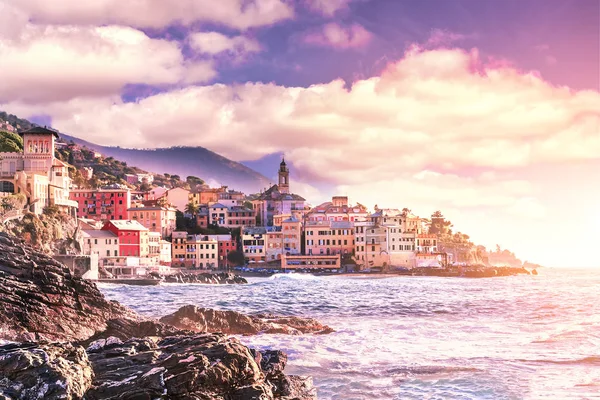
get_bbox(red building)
[70,188,131,221]
[102,220,149,257]
[207,234,238,269]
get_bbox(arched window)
[28,141,32,153]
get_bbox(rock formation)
[0,232,137,342]
[0,232,318,399]
[0,335,316,400]
[160,305,334,335]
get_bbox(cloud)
[302,23,372,49]
[0,24,216,104]
[4,0,294,30]
[3,46,599,217]
[304,0,353,16]
[189,32,262,62]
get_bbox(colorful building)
[70,188,131,221]
[305,220,354,256]
[101,220,149,258]
[127,204,177,238]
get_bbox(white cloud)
[0,24,215,103]
[3,46,599,226]
[4,0,294,30]
[302,23,372,49]
[189,32,261,62]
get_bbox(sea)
[99,268,600,400]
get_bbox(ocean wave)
[516,356,600,365]
[268,273,320,281]
[386,365,482,376]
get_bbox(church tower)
[278,158,290,194]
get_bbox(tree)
[186,175,204,190]
[429,211,453,236]
[185,202,199,216]
[227,250,245,267]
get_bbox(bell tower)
[278,158,289,194]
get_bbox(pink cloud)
[303,23,372,49]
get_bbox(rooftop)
[105,220,148,231]
[19,126,60,138]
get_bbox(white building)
[81,229,120,258]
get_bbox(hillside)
[0,110,271,194]
[59,133,271,194]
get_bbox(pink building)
[70,188,131,221]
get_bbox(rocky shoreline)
[0,232,320,399]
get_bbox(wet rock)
[84,334,316,400]
[160,305,334,336]
[0,232,137,343]
[164,272,248,284]
[0,341,93,400]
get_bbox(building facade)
[70,188,131,221]
[0,126,77,215]
[127,205,177,238]
[102,220,149,258]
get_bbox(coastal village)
[0,124,530,280]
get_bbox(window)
[94,239,98,245]
[106,250,110,256]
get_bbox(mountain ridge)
[55,133,271,194]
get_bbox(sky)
[0,0,599,268]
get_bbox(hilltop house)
[0,126,77,215]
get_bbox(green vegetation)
[0,131,23,153]
[227,250,245,266]
[0,111,35,131]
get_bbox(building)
[125,173,154,185]
[171,231,188,268]
[252,159,306,226]
[81,229,120,258]
[354,220,388,270]
[184,235,219,269]
[101,220,149,258]
[0,126,78,215]
[208,203,256,228]
[148,232,161,258]
[306,196,369,223]
[127,204,177,238]
[206,234,237,268]
[159,240,172,265]
[242,227,270,263]
[305,220,354,257]
[189,185,227,205]
[70,188,131,221]
[160,187,190,212]
[170,231,219,269]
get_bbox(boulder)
[84,333,316,400]
[160,305,334,335]
[0,233,137,343]
[0,342,93,400]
